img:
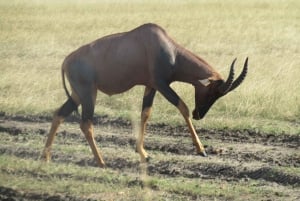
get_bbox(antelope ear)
[199,79,211,87]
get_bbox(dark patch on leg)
[57,98,78,118]
[81,98,95,123]
[81,108,94,122]
[142,88,156,110]
[156,82,180,107]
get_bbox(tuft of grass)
[0,0,299,133]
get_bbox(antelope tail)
[61,68,79,115]
[62,68,71,99]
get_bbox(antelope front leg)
[178,100,207,156]
[156,83,207,156]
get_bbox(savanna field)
[0,0,299,200]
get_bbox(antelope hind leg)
[42,114,63,162]
[80,120,105,167]
[42,97,78,162]
[137,87,156,162]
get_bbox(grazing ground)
[0,113,299,200]
[0,0,299,200]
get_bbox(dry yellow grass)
[0,0,299,133]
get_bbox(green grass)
[0,0,299,134]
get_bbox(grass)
[0,155,142,199]
[0,0,299,134]
[0,155,287,200]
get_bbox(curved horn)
[228,57,248,92]
[218,58,236,94]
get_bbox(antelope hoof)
[146,156,152,162]
[44,157,51,163]
[141,156,151,163]
[199,151,208,157]
[95,161,106,168]
[41,151,51,162]
[99,164,106,168]
[95,159,106,168]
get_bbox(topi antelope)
[42,23,248,167]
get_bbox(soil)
[0,112,299,200]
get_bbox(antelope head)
[192,58,248,120]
